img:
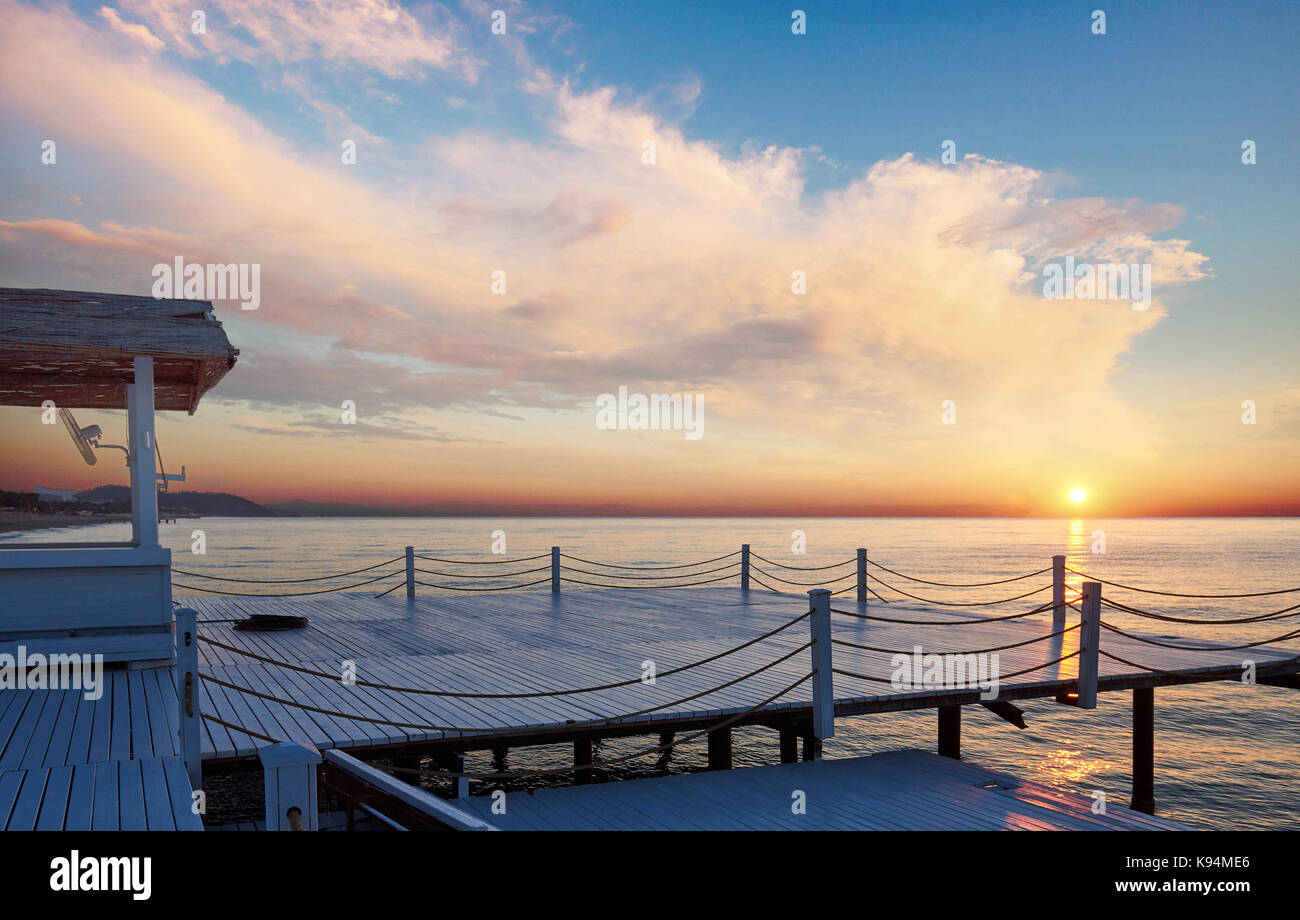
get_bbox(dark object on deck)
[233,613,309,631]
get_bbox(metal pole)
[807,589,835,751]
[1078,581,1101,709]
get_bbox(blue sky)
[2,0,1297,513]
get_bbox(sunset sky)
[2,0,1298,516]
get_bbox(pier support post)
[395,752,422,787]
[127,356,159,549]
[434,751,469,798]
[405,545,415,600]
[574,737,593,784]
[1078,582,1102,709]
[801,732,818,761]
[807,589,835,755]
[551,546,560,594]
[856,548,867,606]
[938,705,961,759]
[1052,554,1066,628]
[740,543,750,592]
[779,727,798,764]
[174,608,202,790]
[259,742,321,831]
[707,727,733,771]
[1131,687,1156,814]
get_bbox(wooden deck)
[0,756,202,830]
[181,586,1300,760]
[452,749,1190,830]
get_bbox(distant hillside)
[76,485,291,517]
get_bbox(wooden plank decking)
[0,755,202,830]
[452,749,1190,830]
[179,586,1299,760]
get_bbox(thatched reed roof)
[0,288,239,414]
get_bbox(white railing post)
[551,546,560,594]
[740,543,750,592]
[174,608,201,790]
[127,356,159,548]
[260,742,321,831]
[807,589,835,753]
[405,545,415,600]
[1078,582,1101,709]
[856,547,867,606]
[1052,554,1066,628]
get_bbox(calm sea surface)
[8,516,1298,829]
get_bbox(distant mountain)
[75,485,292,517]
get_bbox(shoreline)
[0,512,132,535]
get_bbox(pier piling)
[574,737,593,784]
[740,543,750,592]
[856,547,867,605]
[1131,687,1156,814]
[405,545,415,600]
[1078,582,1102,708]
[779,727,799,764]
[707,728,733,770]
[551,546,560,594]
[808,589,835,749]
[938,705,961,759]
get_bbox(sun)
[1069,488,1087,503]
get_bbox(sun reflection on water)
[1037,747,1110,785]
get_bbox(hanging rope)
[557,560,740,581]
[413,565,551,579]
[749,554,856,571]
[414,577,553,592]
[867,560,1051,587]
[414,553,551,565]
[174,569,404,597]
[832,622,1081,656]
[748,563,856,587]
[557,550,741,570]
[1102,596,1300,626]
[560,571,739,589]
[832,649,1080,685]
[197,610,810,698]
[866,572,1052,607]
[173,555,404,583]
[1066,566,1300,598]
[829,598,1057,626]
[1098,619,1300,651]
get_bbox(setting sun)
[1069,488,1087,503]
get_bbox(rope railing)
[1099,619,1300,652]
[1101,595,1300,626]
[558,550,741,570]
[200,644,814,738]
[829,598,1058,626]
[1065,566,1300,599]
[414,552,551,565]
[559,571,740,589]
[748,563,855,587]
[197,610,811,698]
[173,569,405,597]
[556,560,741,581]
[832,649,1081,685]
[413,565,552,579]
[868,560,1051,587]
[413,577,554,592]
[864,572,1052,607]
[172,555,404,583]
[831,621,1081,656]
[749,553,855,571]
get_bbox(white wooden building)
[0,288,238,666]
